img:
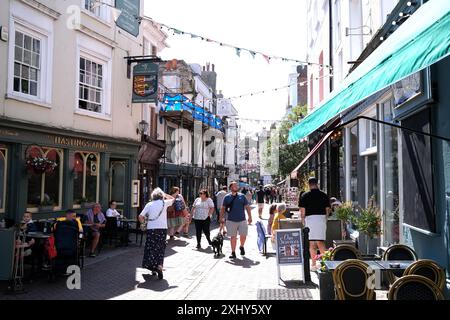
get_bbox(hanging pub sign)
[115,0,140,37]
[132,62,158,103]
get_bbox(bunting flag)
[158,72,333,103]
[148,17,331,68]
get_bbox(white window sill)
[6,93,51,109]
[81,9,112,28]
[75,109,112,121]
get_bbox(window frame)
[7,17,53,105]
[78,56,104,114]
[0,147,7,214]
[26,146,64,213]
[72,151,101,209]
[81,0,112,24]
[76,45,112,119]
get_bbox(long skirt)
[142,229,167,270]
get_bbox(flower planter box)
[317,269,335,300]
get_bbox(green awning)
[288,0,450,144]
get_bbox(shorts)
[226,220,248,237]
[305,215,327,241]
[257,203,264,210]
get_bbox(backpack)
[174,196,186,212]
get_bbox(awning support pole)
[318,115,450,142]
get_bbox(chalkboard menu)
[275,229,303,265]
[115,0,140,37]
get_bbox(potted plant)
[315,248,336,300]
[352,204,382,255]
[26,156,57,175]
[39,198,54,212]
[335,201,355,240]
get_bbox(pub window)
[0,146,7,213]
[78,57,104,114]
[73,152,100,207]
[26,146,63,211]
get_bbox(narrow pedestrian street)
[1,204,319,300]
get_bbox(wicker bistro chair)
[332,259,376,300]
[403,259,446,290]
[331,244,362,261]
[383,244,418,285]
[388,275,444,300]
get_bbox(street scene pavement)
[1,204,321,300]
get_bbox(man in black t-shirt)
[256,186,266,219]
[299,177,331,271]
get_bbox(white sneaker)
[310,265,317,272]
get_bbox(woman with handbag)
[167,187,187,240]
[138,188,175,280]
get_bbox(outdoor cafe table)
[324,260,415,271]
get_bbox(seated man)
[86,203,106,257]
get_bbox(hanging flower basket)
[26,156,58,175]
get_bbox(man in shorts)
[220,181,253,259]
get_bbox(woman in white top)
[191,189,215,249]
[138,188,174,279]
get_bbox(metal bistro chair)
[383,244,418,285]
[388,275,444,300]
[331,244,362,261]
[332,259,376,300]
[403,259,446,290]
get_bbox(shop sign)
[51,135,108,150]
[115,0,140,37]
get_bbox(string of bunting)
[160,72,333,104]
[218,72,333,101]
[145,16,332,69]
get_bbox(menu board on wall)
[132,180,140,208]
